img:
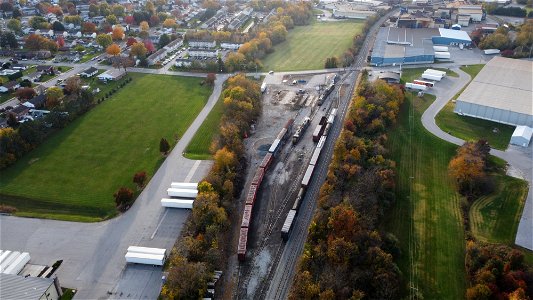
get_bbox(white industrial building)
[510,126,533,147]
[454,57,533,127]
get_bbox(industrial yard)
[222,71,348,299]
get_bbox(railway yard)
[225,71,355,299]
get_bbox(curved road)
[0,73,228,298]
[421,68,532,251]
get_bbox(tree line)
[448,141,533,299]
[161,74,262,299]
[474,20,533,58]
[290,76,405,299]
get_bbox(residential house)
[188,39,216,49]
[80,67,98,78]
[187,48,218,58]
[3,81,20,91]
[97,69,125,82]
[36,65,55,75]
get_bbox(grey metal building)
[0,273,62,300]
[454,57,533,127]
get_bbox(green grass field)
[385,92,466,299]
[183,94,224,160]
[261,20,364,71]
[0,73,211,221]
[436,102,514,150]
[470,175,528,245]
[400,67,458,83]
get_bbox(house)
[24,71,41,82]
[187,48,218,58]
[80,67,98,78]
[27,94,46,109]
[188,39,216,49]
[11,64,27,70]
[220,43,242,50]
[36,65,55,75]
[0,86,9,93]
[10,105,30,117]
[97,69,126,82]
[3,81,20,91]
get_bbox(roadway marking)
[150,209,169,240]
[184,160,201,183]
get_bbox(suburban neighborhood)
[0,0,532,299]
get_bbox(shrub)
[113,187,134,210]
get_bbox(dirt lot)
[225,72,341,299]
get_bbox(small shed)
[510,126,533,147]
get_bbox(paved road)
[0,74,228,298]
[421,68,533,251]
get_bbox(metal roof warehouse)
[454,57,533,127]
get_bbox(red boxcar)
[246,185,257,206]
[241,204,253,228]
[259,153,273,170]
[238,227,249,262]
[251,167,265,186]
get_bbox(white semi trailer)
[125,252,165,266]
[127,246,166,256]
[421,73,443,81]
[170,182,198,190]
[161,198,194,209]
[433,46,449,52]
[167,188,198,198]
[434,52,451,59]
[405,83,428,91]
[425,69,447,77]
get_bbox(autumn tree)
[140,21,150,31]
[82,22,97,33]
[96,33,112,48]
[144,40,155,53]
[133,171,147,189]
[126,37,137,47]
[56,36,65,48]
[7,19,21,33]
[106,14,118,25]
[106,43,121,56]
[45,86,63,108]
[162,18,176,28]
[162,255,210,299]
[15,87,36,100]
[160,138,170,155]
[63,76,81,96]
[205,73,216,86]
[111,25,125,40]
[130,42,147,58]
[114,187,134,209]
[448,141,490,196]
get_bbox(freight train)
[281,108,336,241]
[238,118,293,262]
[317,83,335,106]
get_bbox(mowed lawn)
[470,175,528,244]
[385,92,466,299]
[261,20,364,71]
[183,94,224,160]
[0,73,211,222]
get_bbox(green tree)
[96,33,112,48]
[158,33,170,49]
[7,19,21,33]
[106,14,118,25]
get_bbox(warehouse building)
[454,57,533,127]
[0,273,62,300]
[370,27,438,66]
[431,28,472,46]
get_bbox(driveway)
[421,68,533,251]
[0,74,228,298]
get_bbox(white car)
[268,70,274,75]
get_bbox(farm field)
[0,73,211,222]
[385,92,466,299]
[261,20,364,71]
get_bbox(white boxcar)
[167,188,197,199]
[125,252,165,266]
[161,198,194,209]
[170,182,198,190]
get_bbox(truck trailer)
[170,182,198,190]
[161,198,194,209]
[434,52,451,59]
[167,188,198,199]
[425,69,447,77]
[421,73,443,81]
[125,252,165,266]
[483,49,500,55]
[405,82,428,91]
[260,83,267,93]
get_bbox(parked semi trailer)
[434,51,451,59]
[484,49,500,55]
[167,188,198,198]
[421,73,442,81]
[405,82,428,91]
[161,198,194,209]
[170,182,198,190]
[425,68,447,77]
[125,252,165,266]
